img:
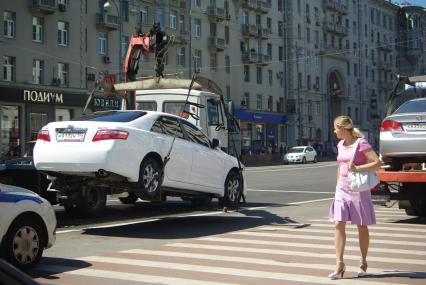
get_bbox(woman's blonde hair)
[334,115,363,138]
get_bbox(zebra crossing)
[33,207,426,285]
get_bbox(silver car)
[283,146,318,164]
[379,98,426,170]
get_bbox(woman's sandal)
[328,261,346,279]
[357,260,369,277]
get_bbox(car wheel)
[408,200,426,217]
[219,171,242,207]
[119,193,138,204]
[139,157,162,199]
[313,156,318,163]
[302,157,307,164]
[1,216,45,270]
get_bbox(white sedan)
[0,183,56,270]
[34,111,245,216]
[283,146,318,164]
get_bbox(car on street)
[380,97,426,170]
[283,146,318,164]
[0,183,56,270]
[33,111,246,216]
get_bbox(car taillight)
[380,120,403,132]
[37,129,51,142]
[92,129,129,142]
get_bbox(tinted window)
[394,99,426,114]
[289,147,304,153]
[181,120,210,147]
[137,101,157,111]
[158,116,184,138]
[207,99,220,126]
[163,101,189,116]
[75,111,147,122]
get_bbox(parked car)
[283,146,318,164]
[33,111,246,216]
[380,97,426,170]
[0,183,56,270]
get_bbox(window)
[141,6,148,25]
[152,116,184,139]
[298,72,302,89]
[278,46,283,61]
[32,16,43,42]
[137,101,157,111]
[268,69,272,85]
[3,56,15,81]
[225,55,230,73]
[297,24,301,39]
[244,65,250,82]
[194,49,201,69]
[155,8,164,27]
[207,99,220,126]
[307,75,311,90]
[210,54,217,71]
[181,120,210,147]
[121,35,129,59]
[306,27,310,43]
[170,10,177,29]
[179,15,185,33]
[57,63,69,86]
[57,21,68,46]
[210,22,216,37]
[267,43,272,57]
[278,21,283,37]
[0,106,21,159]
[243,92,250,109]
[192,0,201,7]
[256,67,262,84]
[32,60,44,84]
[177,47,185,66]
[268,96,273,111]
[193,18,201,37]
[3,11,15,38]
[98,32,107,55]
[225,26,229,44]
[256,94,262,110]
[120,0,129,22]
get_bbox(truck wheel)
[219,171,242,207]
[63,186,106,218]
[408,200,426,217]
[1,216,45,270]
[119,193,138,204]
[139,157,162,199]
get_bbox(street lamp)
[103,0,122,83]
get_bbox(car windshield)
[393,100,426,114]
[289,147,305,153]
[74,111,147,122]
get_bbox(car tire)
[313,156,318,163]
[302,157,307,164]
[219,171,242,207]
[139,157,162,199]
[119,192,138,204]
[64,186,106,218]
[1,216,45,270]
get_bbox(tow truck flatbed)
[377,168,426,183]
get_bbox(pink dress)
[329,138,376,225]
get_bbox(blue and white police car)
[0,183,56,270]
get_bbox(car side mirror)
[211,138,220,149]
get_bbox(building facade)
[0,0,425,162]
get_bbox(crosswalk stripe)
[37,264,235,285]
[198,237,426,256]
[122,249,426,277]
[80,256,407,285]
[261,223,426,233]
[256,226,425,239]
[229,231,426,247]
[374,213,412,217]
[167,243,426,265]
[310,219,426,227]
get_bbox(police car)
[0,183,56,270]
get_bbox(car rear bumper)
[380,133,426,159]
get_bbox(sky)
[392,0,426,8]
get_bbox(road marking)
[80,256,402,285]
[37,265,233,285]
[167,243,426,265]
[228,231,426,247]
[122,249,426,277]
[246,163,337,173]
[262,223,426,233]
[310,219,426,227]
[198,236,426,256]
[247,189,335,194]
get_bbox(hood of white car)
[0,183,39,197]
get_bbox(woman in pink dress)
[328,116,380,279]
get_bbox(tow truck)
[374,74,426,216]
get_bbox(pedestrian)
[328,115,380,279]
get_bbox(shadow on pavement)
[28,258,91,280]
[354,271,426,279]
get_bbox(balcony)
[208,36,226,51]
[176,32,189,44]
[241,24,257,37]
[376,61,392,71]
[179,1,187,9]
[322,0,348,15]
[207,6,225,22]
[407,47,423,58]
[30,0,56,15]
[377,39,392,52]
[256,53,271,66]
[255,1,270,14]
[242,0,257,9]
[322,21,348,36]
[257,27,271,39]
[96,13,118,30]
[319,42,348,60]
[242,50,258,64]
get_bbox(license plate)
[56,132,86,142]
[404,123,426,131]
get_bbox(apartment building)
[0,0,424,162]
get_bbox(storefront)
[235,107,288,156]
[0,84,90,161]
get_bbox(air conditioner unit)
[58,3,66,12]
[103,56,111,64]
[87,73,96,81]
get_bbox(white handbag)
[347,139,379,192]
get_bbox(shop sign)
[93,96,122,111]
[23,90,64,104]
